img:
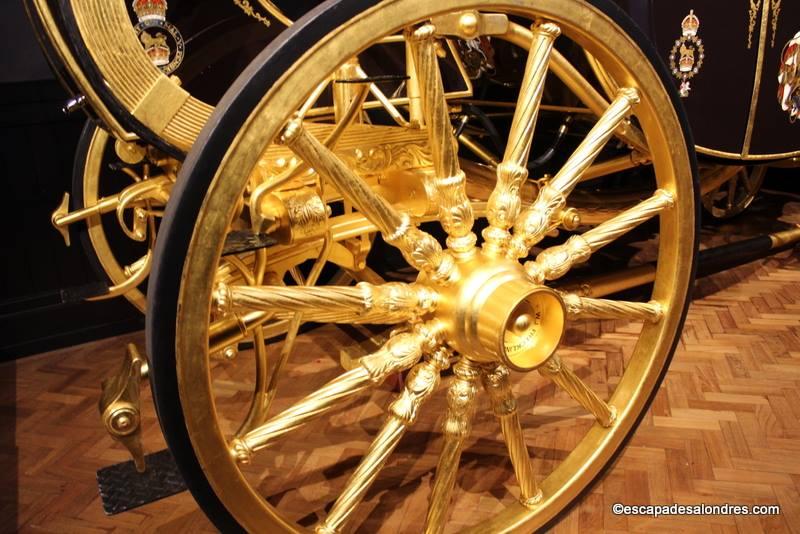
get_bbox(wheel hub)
[432,250,566,371]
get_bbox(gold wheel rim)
[174,1,696,532]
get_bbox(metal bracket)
[430,11,509,39]
[98,343,148,472]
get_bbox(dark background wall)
[0,3,142,361]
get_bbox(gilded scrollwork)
[359,326,431,383]
[748,0,761,49]
[340,142,432,175]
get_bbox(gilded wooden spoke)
[280,118,457,283]
[524,189,674,283]
[316,348,451,534]
[425,359,480,534]
[219,282,439,324]
[502,23,649,153]
[508,88,641,259]
[538,354,616,427]
[230,330,432,463]
[579,150,650,183]
[483,22,560,256]
[481,363,541,507]
[562,293,663,322]
[410,25,476,255]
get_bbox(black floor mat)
[96,448,187,515]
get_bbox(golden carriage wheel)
[148,0,698,531]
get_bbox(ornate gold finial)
[747,0,760,49]
[770,0,782,48]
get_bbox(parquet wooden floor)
[3,204,800,533]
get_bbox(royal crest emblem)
[669,10,705,98]
[778,31,800,122]
[131,0,185,75]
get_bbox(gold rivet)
[115,414,131,429]
[513,314,532,333]
[459,12,479,37]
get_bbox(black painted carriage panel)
[646,1,757,156]
[748,1,800,157]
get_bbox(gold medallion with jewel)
[669,10,704,97]
[132,0,185,75]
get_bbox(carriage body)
[619,0,800,162]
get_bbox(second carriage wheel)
[148,0,698,532]
[701,165,766,220]
[72,123,173,312]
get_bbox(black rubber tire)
[147,1,699,531]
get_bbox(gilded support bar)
[579,150,650,183]
[508,88,641,259]
[562,293,663,322]
[280,118,456,283]
[231,329,435,463]
[538,354,616,427]
[425,359,481,533]
[316,348,451,534]
[410,25,476,254]
[221,282,439,323]
[483,21,560,256]
[524,189,673,283]
[481,364,541,507]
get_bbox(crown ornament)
[679,44,695,73]
[132,0,167,22]
[140,31,170,67]
[681,10,700,37]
